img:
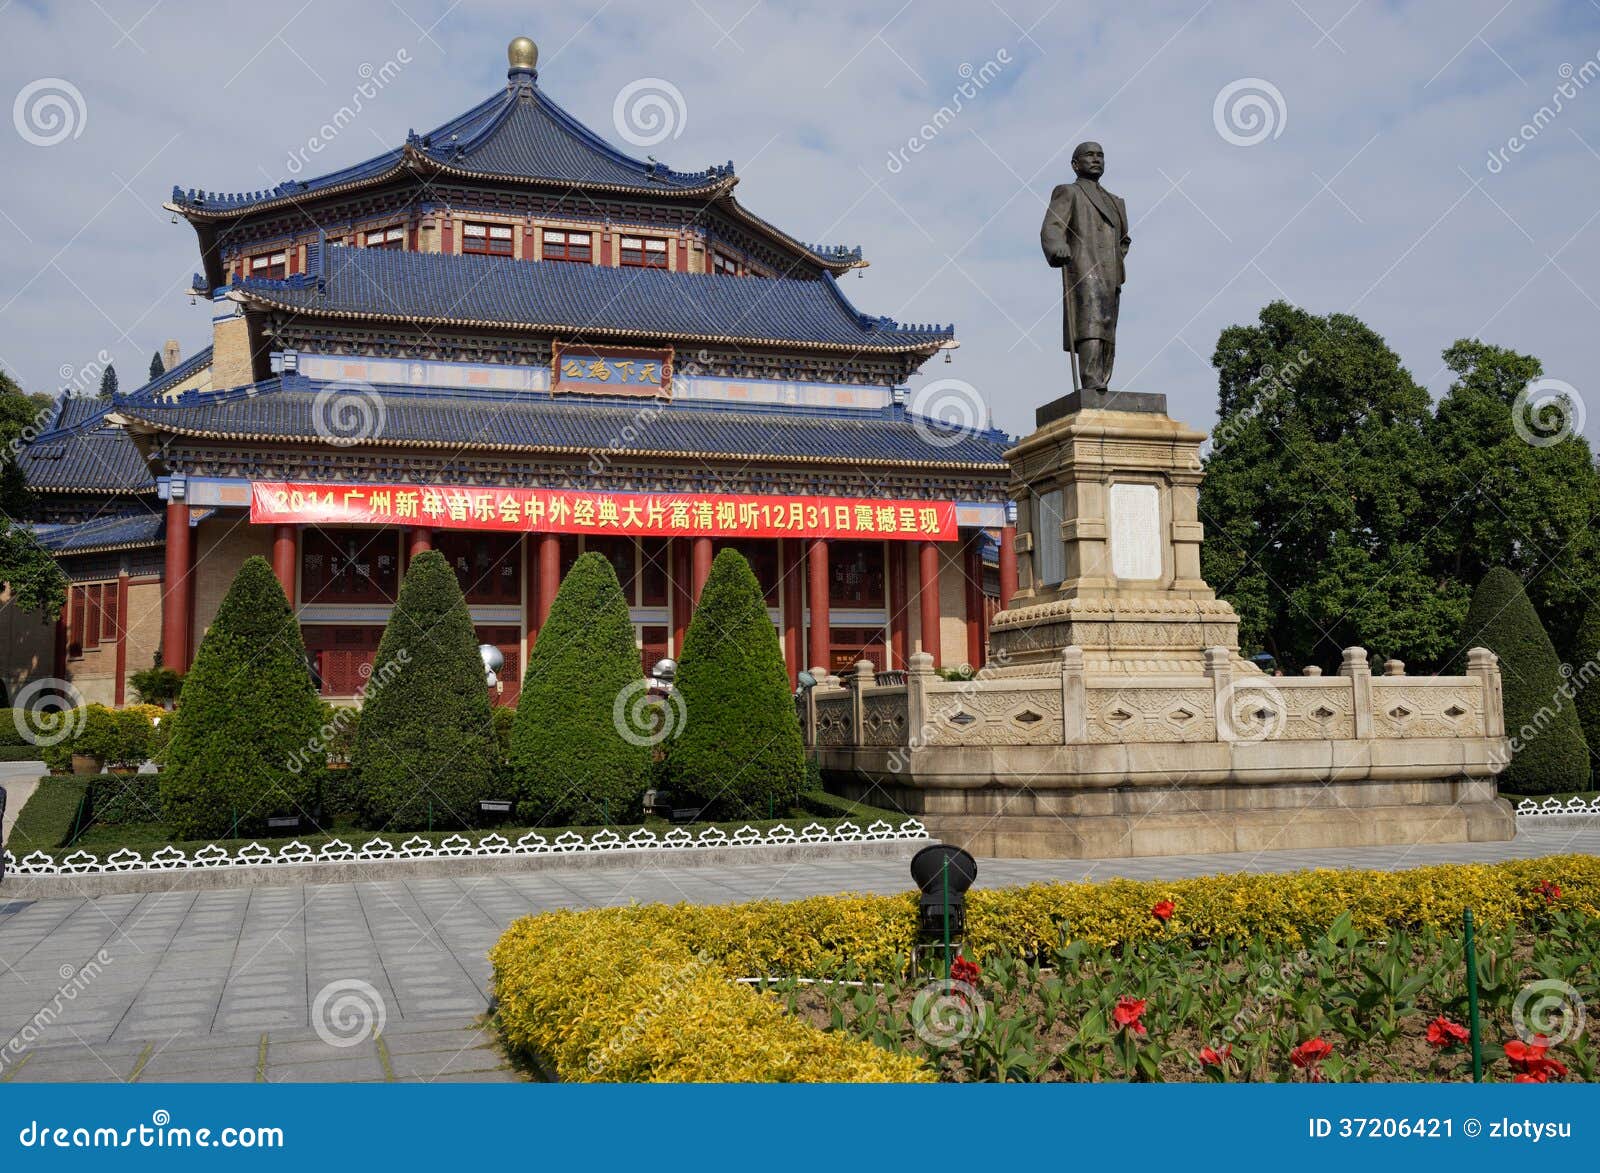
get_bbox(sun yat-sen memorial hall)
[8,38,1016,706]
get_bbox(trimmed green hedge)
[667,549,805,818]
[1460,566,1590,795]
[160,556,326,838]
[351,549,500,829]
[511,552,650,826]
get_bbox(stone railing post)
[804,664,829,745]
[1466,646,1505,738]
[1340,647,1373,739]
[851,659,874,746]
[1060,645,1087,744]
[1204,646,1235,742]
[907,651,934,745]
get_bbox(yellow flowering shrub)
[490,907,931,1083]
[489,854,1600,1081]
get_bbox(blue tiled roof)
[16,398,155,494]
[123,345,212,403]
[30,510,165,554]
[232,246,952,351]
[117,380,1009,468]
[170,84,729,213]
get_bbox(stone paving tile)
[2,826,1594,1083]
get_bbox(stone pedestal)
[993,403,1246,675]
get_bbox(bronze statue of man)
[1040,142,1130,391]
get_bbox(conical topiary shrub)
[666,548,805,818]
[351,548,500,829]
[1459,566,1590,795]
[1570,603,1600,787]
[510,551,650,825]
[159,555,324,839]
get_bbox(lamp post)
[478,643,505,693]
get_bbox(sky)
[1,0,1598,443]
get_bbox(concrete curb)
[1514,814,1600,831]
[0,837,929,898]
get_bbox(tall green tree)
[149,351,165,381]
[0,371,66,613]
[1571,603,1600,783]
[666,549,805,817]
[159,557,324,838]
[510,552,650,825]
[1458,567,1589,795]
[1424,340,1600,661]
[350,549,500,829]
[1199,301,1445,670]
[97,363,118,400]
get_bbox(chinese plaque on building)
[551,342,672,396]
[250,482,957,541]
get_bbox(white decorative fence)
[1515,797,1600,819]
[2,819,929,878]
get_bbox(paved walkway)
[1,825,1595,1083]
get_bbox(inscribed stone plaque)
[1109,482,1161,580]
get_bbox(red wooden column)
[162,499,193,671]
[806,538,830,672]
[780,539,802,686]
[888,543,909,671]
[112,571,130,706]
[691,536,713,603]
[408,527,432,559]
[272,524,297,604]
[999,523,1018,608]
[524,535,539,657]
[536,533,560,626]
[918,540,941,668]
[963,533,984,671]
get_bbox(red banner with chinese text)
[250,482,958,541]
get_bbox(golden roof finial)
[507,36,538,72]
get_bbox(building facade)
[11,39,1017,707]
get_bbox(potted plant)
[129,660,184,710]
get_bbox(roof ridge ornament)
[507,35,538,81]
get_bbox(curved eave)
[167,145,732,225]
[714,188,867,275]
[228,288,948,355]
[53,539,165,557]
[112,414,1007,474]
[26,483,154,496]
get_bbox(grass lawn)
[8,779,914,858]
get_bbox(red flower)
[1426,1015,1470,1048]
[1291,1037,1333,1069]
[1198,1043,1232,1067]
[1534,880,1562,906]
[950,955,981,986]
[1113,996,1148,1036]
[1151,900,1176,922]
[1505,1037,1568,1081]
